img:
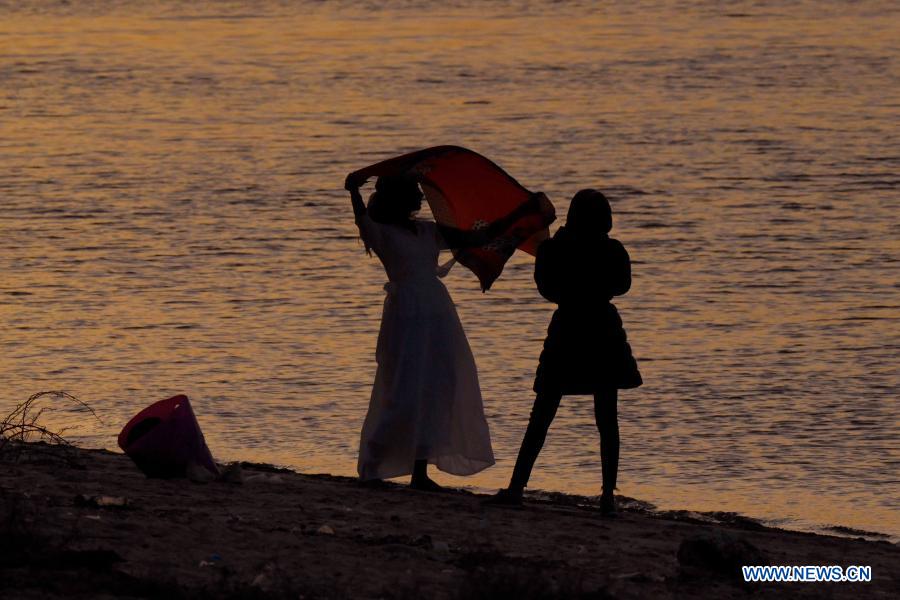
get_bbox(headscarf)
[566,188,612,237]
[538,189,625,303]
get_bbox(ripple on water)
[0,0,897,540]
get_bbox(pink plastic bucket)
[118,395,218,479]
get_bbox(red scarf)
[348,146,555,290]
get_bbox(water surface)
[1,0,898,539]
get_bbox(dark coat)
[533,227,642,395]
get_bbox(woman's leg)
[506,391,564,497]
[594,388,619,509]
[410,458,442,491]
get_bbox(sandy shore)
[0,442,896,599]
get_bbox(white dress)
[356,214,495,480]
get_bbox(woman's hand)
[510,191,552,220]
[528,191,553,214]
[345,173,368,191]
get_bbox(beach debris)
[431,539,451,558]
[824,524,891,540]
[199,553,223,568]
[663,508,768,531]
[75,494,130,509]
[217,462,244,484]
[117,395,219,480]
[316,524,335,535]
[251,562,286,593]
[677,529,766,581]
[187,459,217,483]
[251,571,272,589]
[244,473,284,483]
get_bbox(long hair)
[368,174,423,225]
[360,174,424,256]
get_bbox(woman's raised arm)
[344,173,368,223]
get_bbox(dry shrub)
[0,391,101,462]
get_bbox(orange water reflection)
[1,2,897,539]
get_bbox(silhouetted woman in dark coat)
[493,189,642,515]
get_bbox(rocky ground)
[1,442,897,599]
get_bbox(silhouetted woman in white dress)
[345,173,539,490]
